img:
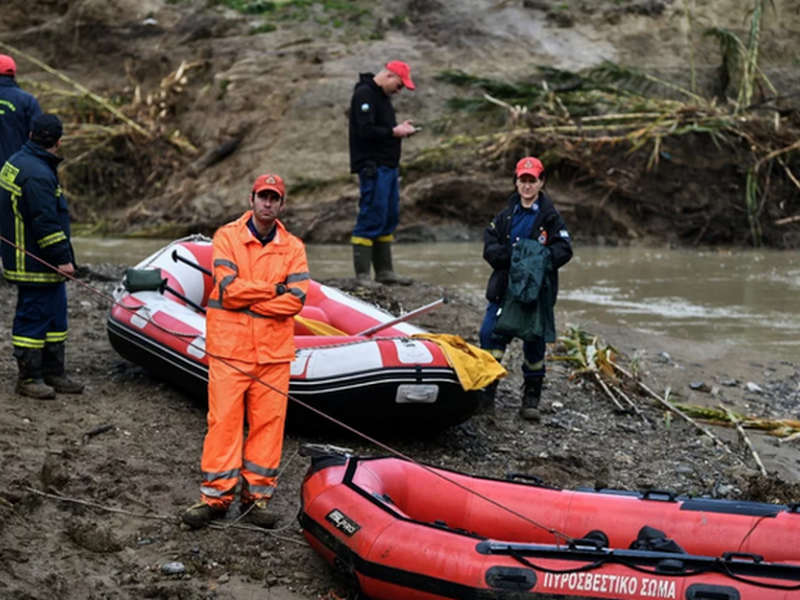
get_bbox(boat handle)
[505,473,544,486]
[641,489,677,502]
[686,585,740,600]
[721,552,763,563]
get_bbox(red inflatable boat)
[300,452,800,600]
[106,235,484,433]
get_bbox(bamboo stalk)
[0,41,151,138]
[779,430,800,444]
[720,404,768,475]
[611,363,735,455]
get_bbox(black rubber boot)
[352,244,377,286]
[520,377,543,421]
[43,342,85,394]
[477,381,498,415]
[372,241,413,286]
[13,347,56,400]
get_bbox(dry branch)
[720,404,767,475]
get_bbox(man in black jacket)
[480,157,573,420]
[0,114,84,399]
[0,54,43,166]
[348,60,417,285]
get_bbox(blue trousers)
[12,284,68,349]
[351,165,399,243]
[479,301,546,378]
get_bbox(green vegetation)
[249,22,277,34]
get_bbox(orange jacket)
[206,212,309,363]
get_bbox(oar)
[355,298,448,337]
[124,268,206,314]
[172,249,211,276]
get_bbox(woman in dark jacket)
[480,157,573,420]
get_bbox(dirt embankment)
[1,0,799,246]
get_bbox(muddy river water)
[73,239,800,362]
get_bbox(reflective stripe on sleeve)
[285,272,309,283]
[38,231,67,248]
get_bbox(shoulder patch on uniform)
[0,162,19,184]
[360,103,370,113]
[559,229,570,238]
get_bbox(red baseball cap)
[386,60,415,90]
[252,173,285,199]
[515,157,545,178]
[0,55,16,77]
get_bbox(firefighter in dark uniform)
[0,114,84,399]
[0,54,43,166]
[480,157,573,421]
[348,60,418,285]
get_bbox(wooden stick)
[720,404,768,476]
[773,215,800,226]
[612,363,735,455]
[613,381,649,422]
[0,41,151,138]
[593,372,627,412]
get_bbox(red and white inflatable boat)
[106,236,483,433]
[301,452,800,600]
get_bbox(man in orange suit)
[183,173,309,528]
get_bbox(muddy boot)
[520,377,543,422]
[182,500,227,528]
[13,347,56,400]
[477,381,498,415]
[373,240,413,286]
[42,342,85,394]
[243,497,278,528]
[352,244,378,286]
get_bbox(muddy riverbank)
[2,267,800,599]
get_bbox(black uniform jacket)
[348,73,401,173]
[0,141,73,285]
[483,190,573,303]
[0,76,43,166]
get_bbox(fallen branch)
[593,372,627,412]
[721,404,768,476]
[81,423,115,446]
[612,363,735,455]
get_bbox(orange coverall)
[199,212,309,508]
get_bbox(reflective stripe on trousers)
[200,358,290,508]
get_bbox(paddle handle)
[172,249,212,276]
[355,298,448,337]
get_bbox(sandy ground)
[2,267,800,600]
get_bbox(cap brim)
[516,169,543,178]
[253,184,284,197]
[402,77,415,90]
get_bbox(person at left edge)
[0,54,43,166]
[182,173,309,529]
[0,114,84,400]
